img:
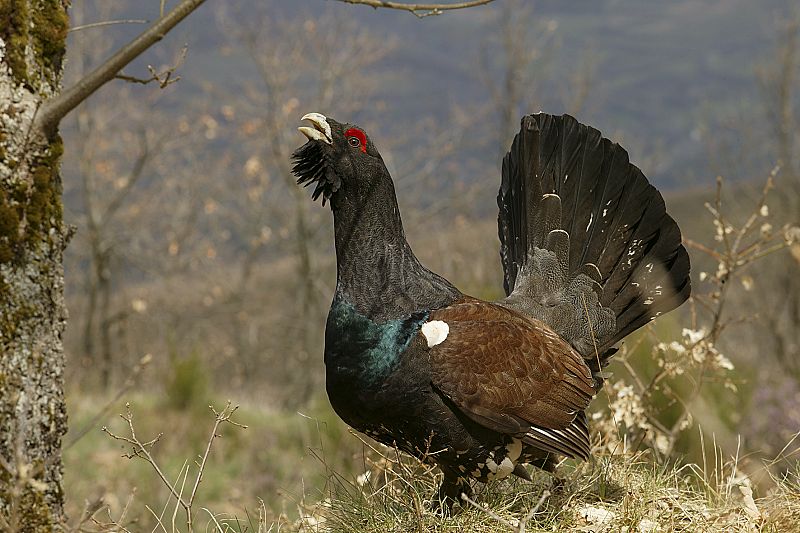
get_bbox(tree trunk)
[0,1,70,530]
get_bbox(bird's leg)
[527,453,567,492]
[432,471,472,514]
[527,453,556,473]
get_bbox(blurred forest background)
[58,0,800,528]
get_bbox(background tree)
[1,1,214,527]
[478,0,557,161]
[743,12,800,458]
[213,7,391,400]
[68,1,171,390]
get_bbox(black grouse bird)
[292,112,690,508]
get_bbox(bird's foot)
[550,474,567,494]
[431,475,472,516]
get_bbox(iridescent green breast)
[324,297,428,384]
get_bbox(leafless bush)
[67,402,247,532]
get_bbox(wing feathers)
[524,412,590,460]
[426,298,595,460]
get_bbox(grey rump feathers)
[497,114,691,373]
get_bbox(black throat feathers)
[330,172,460,322]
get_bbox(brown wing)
[426,297,596,459]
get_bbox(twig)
[684,238,724,261]
[187,403,247,510]
[334,0,495,18]
[461,490,550,532]
[461,493,517,529]
[34,0,207,137]
[519,490,551,533]
[150,463,186,533]
[653,174,787,455]
[65,354,152,449]
[115,46,188,89]
[103,407,181,502]
[102,401,246,532]
[69,19,149,33]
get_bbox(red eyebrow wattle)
[345,128,367,153]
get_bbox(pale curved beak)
[298,112,332,145]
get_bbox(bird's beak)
[298,112,332,145]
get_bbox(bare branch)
[34,0,207,137]
[460,490,550,532]
[519,490,551,533]
[69,19,150,33]
[460,493,517,529]
[333,0,495,17]
[103,406,186,505]
[116,45,188,89]
[188,402,246,511]
[101,401,245,531]
[64,354,152,449]
[115,67,178,88]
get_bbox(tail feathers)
[497,113,690,358]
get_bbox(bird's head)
[291,112,387,206]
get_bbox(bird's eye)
[345,128,368,153]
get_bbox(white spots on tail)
[421,320,449,347]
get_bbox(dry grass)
[285,433,800,533]
[62,392,800,533]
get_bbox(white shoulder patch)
[421,320,449,347]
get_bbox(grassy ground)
[63,391,361,530]
[297,447,800,533]
[63,390,800,532]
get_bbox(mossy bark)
[1,0,70,530]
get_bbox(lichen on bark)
[0,0,68,93]
[0,0,69,530]
[0,240,68,531]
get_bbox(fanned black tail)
[497,113,690,363]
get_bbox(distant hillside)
[66,0,794,192]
